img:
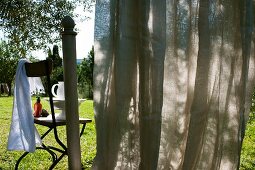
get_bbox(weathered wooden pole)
[61,16,81,170]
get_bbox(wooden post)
[61,16,81,170]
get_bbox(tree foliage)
[0,0,95,96]
[78,46,94,99]
[48,45,63,83]
[0,0,95,57]
[0,0,76,57]
[48,45,62,68]
[42,45,64,95]
[0,41,20,96]
[78,0,95,13]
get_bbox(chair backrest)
[25,59,53,77]
[25,59,54,118]
[25,59,53,113]
[24,59,67,150]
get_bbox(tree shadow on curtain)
[93,0,255,169]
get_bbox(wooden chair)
[15,59,92,169]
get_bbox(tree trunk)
[7,82,12,96]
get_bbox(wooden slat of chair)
[25,59,53,77]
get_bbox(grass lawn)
[1,96,255,169]
[0,96,96,169]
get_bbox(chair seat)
[34,116,92,127]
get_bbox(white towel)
[7,59,43,152]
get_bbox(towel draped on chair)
[7,59,44,152]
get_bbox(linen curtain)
[93,0,255,169]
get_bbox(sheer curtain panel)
[93,0,255,169]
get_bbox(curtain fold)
[93,0,255,169]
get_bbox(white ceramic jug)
[51,81,65,99]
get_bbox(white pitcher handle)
[51,84,58,98]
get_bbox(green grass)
[240,114,255,170]
[0,96,96,169]
[1,96,255,169]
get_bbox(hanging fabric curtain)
[93,0,255,169]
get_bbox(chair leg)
[15,146,58,170]
[37,145,58,163]
[49,151,67,170]
[80,123,87,137]
[15,152,29,170]
[15,127,57,169]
